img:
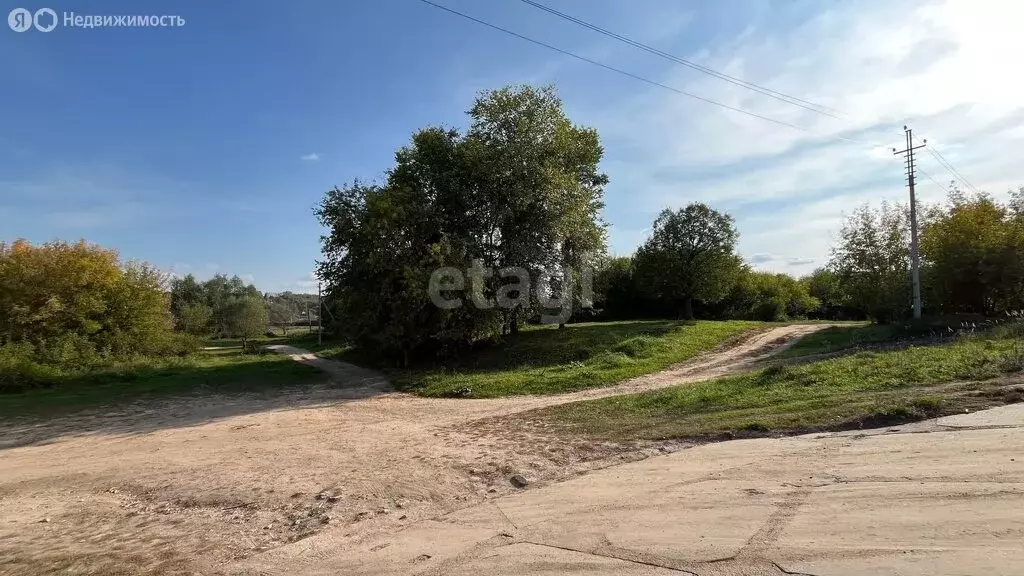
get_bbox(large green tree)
[632,204,744,319]
[316,85,607,362]
[229,296,269,350]
[466,85,607,330]
[828,202,912,322]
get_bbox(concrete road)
[228,405,1024,576]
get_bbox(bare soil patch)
[0,325,823,576]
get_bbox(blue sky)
[2,0,1021,292]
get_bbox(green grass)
[271,332,351,357]
[205,330,318,348]
[362,320,765,398]
[0,348,326,417]
[533,329,1024,440]
[777,317,1024,360]
[775,323,900,358]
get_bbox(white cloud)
[749,253,816,268]
[600,0,1024,275]
[300,152,321,161]
[295,272,319,292]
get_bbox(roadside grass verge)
[207,332,352,358]
[269,332,352,357]
[775,323,899,359]
[346,320,765,398]
[529,328,1024,440]
[0,348,325,417]
[776,315,1021,360]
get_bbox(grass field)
[353,320,765,398]
[0,347,325,417]
[531,325,1024,440]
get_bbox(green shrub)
[165,333,203,357]
[753,298,787,322]
[1,239,176,361]
[0,332,203,394]
[35,333,101,368]
[0,343,62,393]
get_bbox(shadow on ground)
[340,320,691,374]
[0,358,389,450]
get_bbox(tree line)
[0,239,322,390]
[168,273,270,347]
[588,204,828,322]
[169,276,320,344]
[591,187,1024,323]
[317,84,1024,365]
[827,187,1024,321]
[3,84,1020,379]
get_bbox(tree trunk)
[683,296,694,320]
[510,308,520,335]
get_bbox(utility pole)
[317,282,322,346]
[893,126,927,320]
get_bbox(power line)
[917,165,950,192]
[416,0,866,143]
[516,0,844,119]
[423,0,989,177]
[926,146,979,194]
[925,147,965,190]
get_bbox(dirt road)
[0,324,824,576]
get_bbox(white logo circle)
[8,8,32,32]
[33,8,57,32]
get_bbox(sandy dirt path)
[0,324,826,576]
